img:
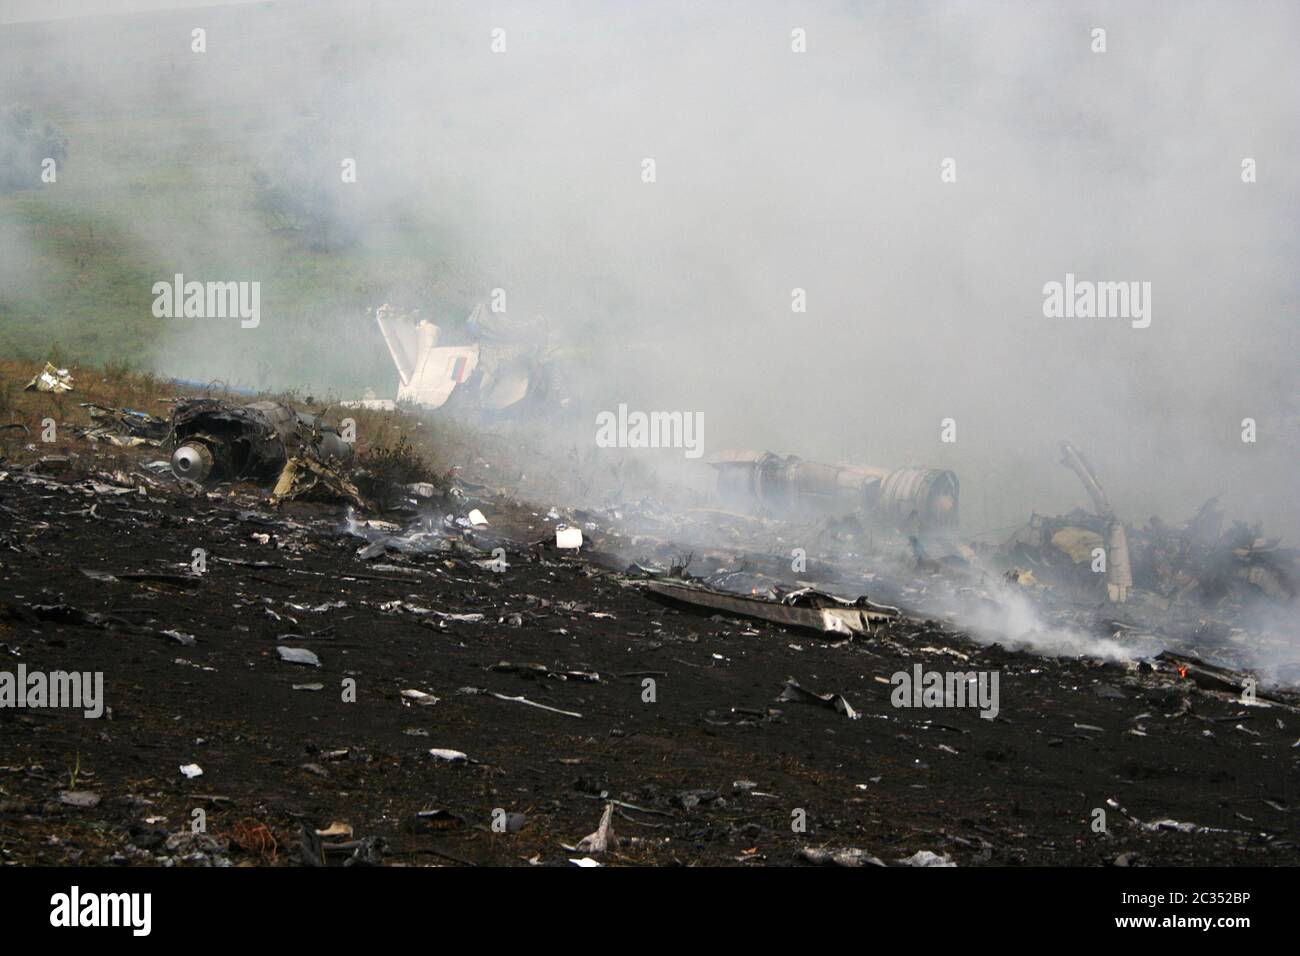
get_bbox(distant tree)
[0,106,68,194]
[251,121,357,252]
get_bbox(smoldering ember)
[0,0,1297,884]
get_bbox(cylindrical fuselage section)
[711,451,958,531]
[877,466,960,530]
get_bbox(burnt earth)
[0,474,1296,866]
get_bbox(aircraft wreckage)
[166,398,369,508]
[133,386,1290,634]
[644,580,900,637]
[169,399,353,483]
[708,449,960,533]
[705,441,1292,618]
[352,302,570,416]
[1004,442,1294,611]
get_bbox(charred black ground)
[1,456,1296,867]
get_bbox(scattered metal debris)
[800,846,884,867]
[273,456,371,510]
[74,402,169,447]
[575,802,616,854]
[644,580,898,637]
[24,361,73,393]
[777,678,860,719]
[428,749,468,763]
[1059,441,1133,603]
[276,646,320,667]
[897,849,956,867]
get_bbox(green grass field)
[0,4,487,395]
[0,109,468,393]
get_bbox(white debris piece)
[576,802,616,855]
[277,646,321,667]
[428,749,468,763]
[400,689,439,706]
[800,847,885,868]
[25,362,73,393]
[896,850,955,867]
[555,525,583,549]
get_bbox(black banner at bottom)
[0,865,1285,942]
